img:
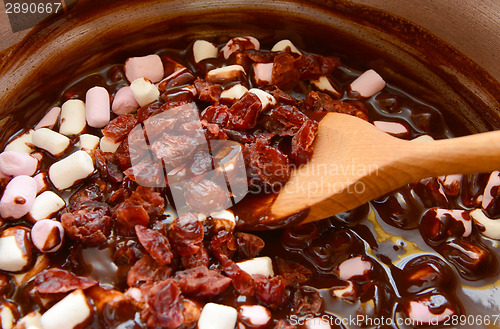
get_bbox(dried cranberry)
[302,91,369,120]
[254,275,288,309]
[102,114,139,143]
[272,53,300,90]
[243,139,290,188]
[135,226,173,266]
[276,258,312,286]
[142,279,184,329]
[168,213,204,256]
[292,287,323,315]
[151,134,198,170]
[184,179,229,214]
[127,254,172,287]
[201,105,231,127]
[174,266,231,298]
[35,268,98,294]
[194,78,222,103]
[295,54,340,80]
[228,92,263,130]
[181,245,210,269]
[235,232,265,259]
[95,150,124,184]
[265,105,310,136]
[291,120,318,165]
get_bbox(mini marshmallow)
[271,39,302,55]
[373,121,409,138]
[193,40,218,63]
[220,84,248,103]
[12,254,49,287]
[99,136,120,153]
[33,172,49,195]
[221,36,260,59]
[198,303,237,329]
[0,151,38,176]
[124,54,164,83]
[253,63,273,86]
[40,289,93,329]
[112,86,139,115]
[0,227,32,272]
[438,174,462,197]
[332,281,355,300]
[248,88,276,109]
[306,317,332,329]
[435,208,472,238]
[238,305,271,328]
[0,175,37,219]
[35,107,61,130]
[32,128,71,156]
[0,301,18,329]
[28,191,65,222]
[311,76,341,97]
[350,69,386,98]
[59,99,86,136]
[210,209,236,232]
[482,171,500,210]
[237,256,274,277]
[31,219,65,253]
[48,150,94,190]
[130,77,160,107]
[13,311,42,329]
[206,65,246,84]
[85,86,111,128]
[410,134,434,142]
[78,134,100,155]
[5,130,35,154]
[407,300,454,325]
[470,209,500,240]
[338,256,372,280]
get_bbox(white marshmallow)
[59,99,86,136]
[311,76,341,97]
[0,302,17,329]
[253,63,273,86]
[13,311,42,329]
[435,208,472,238]
[271,39,302,55]
[0,175,37,219]
[350,69,386,98]
[0,151,38,176]
[220,84,248,102]
[32,128,71,156]
[5,130,35,154]
[193,40,218,63]
[85,86,111,128]
[130,77,160,107]
[78,134,100,155]
[198,303,237,329]
[221,36,260,59]
[482,171,500,210]
[112,86,139,115]
[31,219,65,253]
[306,317,332,329]
[236,256,274,277]
[40,289,92,329]
[238,305,271,328]
[0,227,31,272]
[210,209,236,232]
[248,89,276,110]
[206,65,246,84]
[48,150,94,190]
[28,191,65,222]
[35,107,61,130]
[338,256,372,280]
[470,209,500,240]
[332,281,355,300]
[410,134,434,142]
[124,54,164,83]
[12,254,50,287]
[99,136,120,153]
[373,121,409,137]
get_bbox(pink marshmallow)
[338,256,372,280]
[112,86,140,115]
[221,36,260,59]
[86,86,111,128]
[0,175,37,219]
[124,54,164,83]
[408,301,454,324]
[35,106,61,130]
[239,305,271,327]
[350,69,386,98]
[0,151,38,176]
[482,171,500,209]
[33,172,49,194]
[373,121,409,138]
[253,62,273,86]
[31,219,65,253]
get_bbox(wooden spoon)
[269,112,500,224]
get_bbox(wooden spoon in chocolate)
[266,112,500,224]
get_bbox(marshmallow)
[32,128,71,156]
[482,171,500,210]
[0,301,18,329]
[311,76,341,97]
[306,317,332,329]
[59,99,86,136]
[373,121,409,138]
[33,172,49,195]
[338,256,372,280]
[198,303,237,329]
[0,175,37,219]
[220,84,248,103]
[238,305,271,328]
[13,311,42,329]
[130,77,160,107]
[40,289,93,329]
[111,86,139,115]
[85,86,110,128]
[435,208,472,238]
[252,63,273,86]
[248,89,276,110]
[193,40,218,63]
[99,136,120,153]
[210,209,236,232]
[0,226,32,272]
[410,134,434,142]
[221,36,260,59]
[28,191,65,222]
[438,174,462,197]
[206,65,246,84]
[0,151,38,176]
[48,150,94,190]
[350,69,386,98]
[12,254,49,287]
[470,209,500,240]
[407,300,454,325]
[78,134,100,155]
[332,281,355,300]
[236,257,274,277]
[271,39,302,55]
[31,219,65,253]
[5,130,35,154]
[124,54,164,83]
[35,107,61,130]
